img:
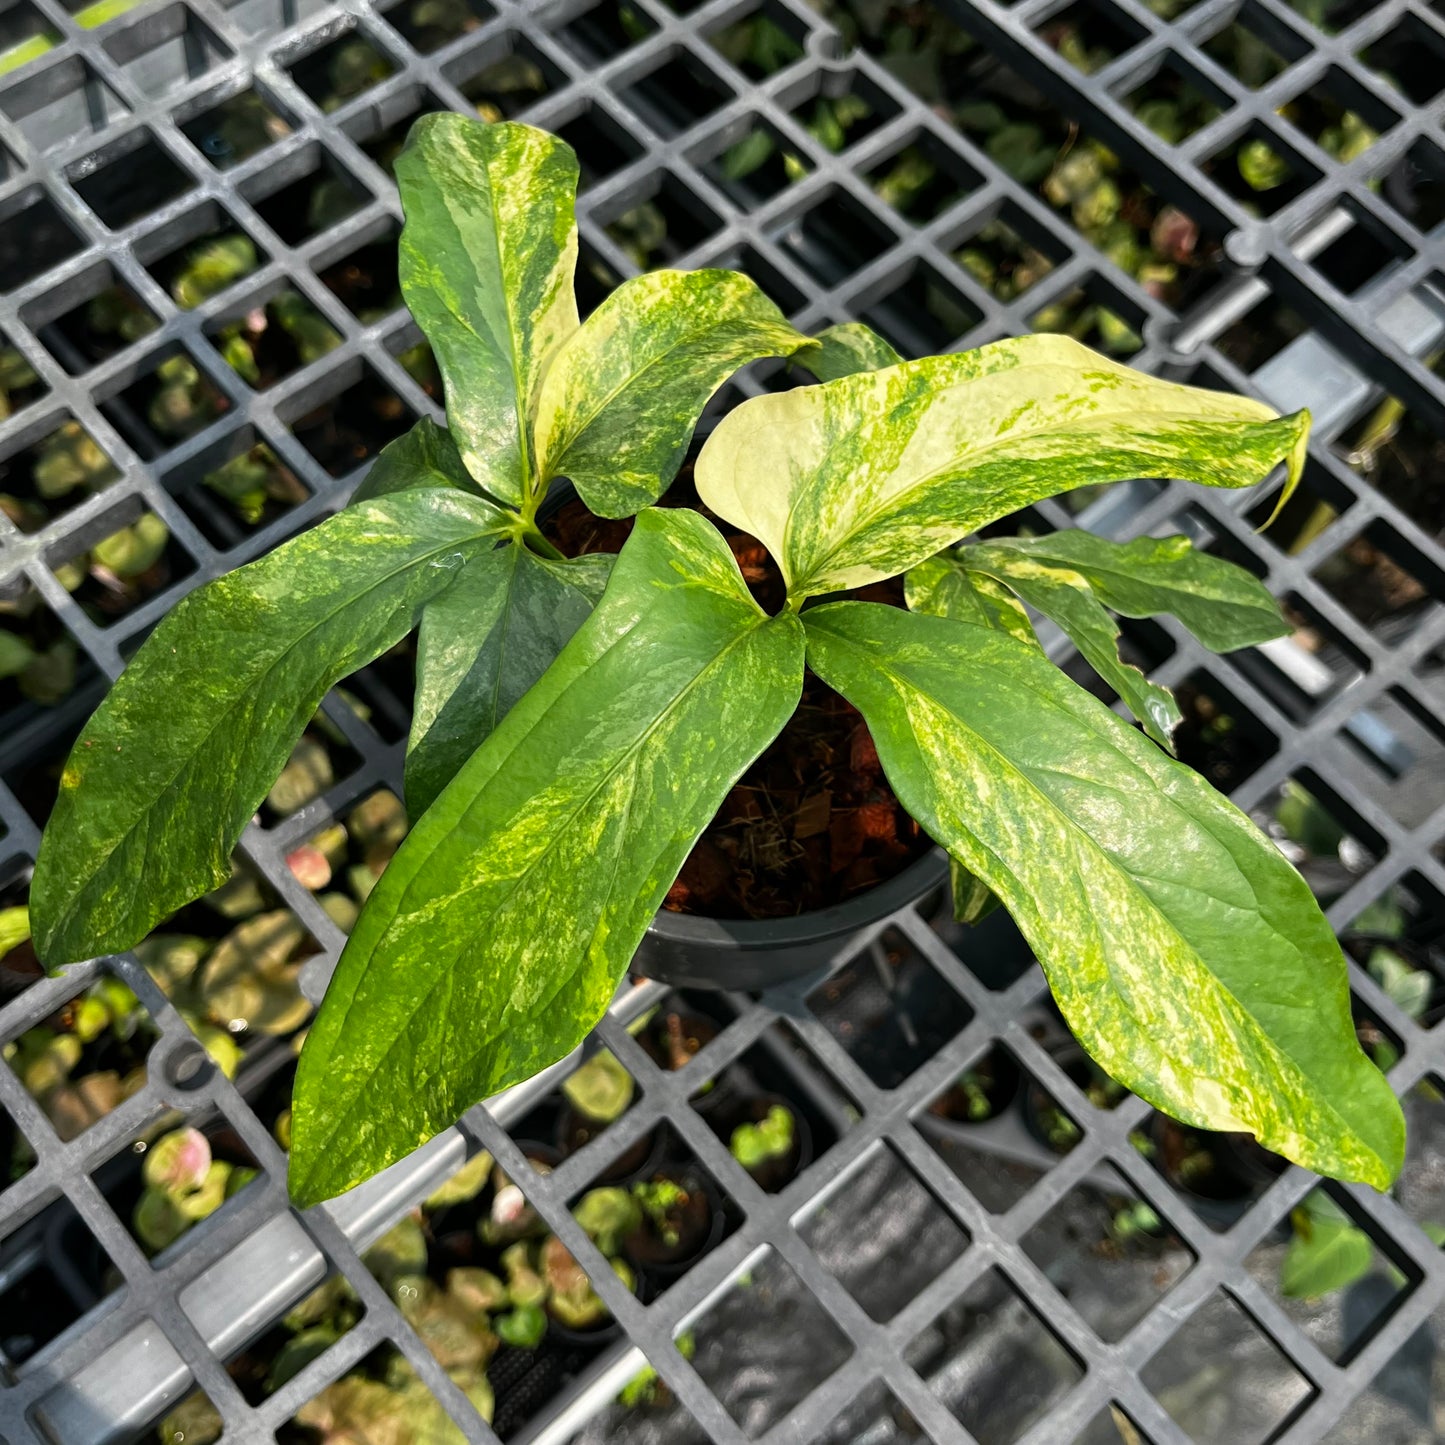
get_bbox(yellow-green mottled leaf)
[980,529,1291,652]
[30,491,510,966]
[803,602,1404,1189]
[406,546,613,814]
[288,508,804,1204]
[397,115,579,505]
[949,858,1000,925]
[696,334,1309,599]
[351,418,486,506]
[1280,1213,1374,1298]
[905,553,1037,646]
[962,542,1181,748]
[534,270,813,518]
[796,322,902,382]
[0,905,29,957]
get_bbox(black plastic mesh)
[0,0,1443,1441]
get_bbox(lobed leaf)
[695,334,1309,598]
[905,553,1037,646]
[795,321,902,382]
[289,508,805,1204]
[349,418,486,505]
[962,542,1181,748]
[396,115,579,505]
[406,546,613,814]
[1280,1211,1374,1298]
[803,601,1404,1189]
[31,490,509,965]
[533,269,814,518]
[977,529,1291,652]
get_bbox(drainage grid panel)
[1,0,1444,1441]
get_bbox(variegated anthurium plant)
[29,114,1405,1206]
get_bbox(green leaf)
[972,530,1290,652]
[406,546,614,814]
[795,322,902,382]
[802,602,1404,1189]
[396,115,579,506]
[350,418,486,506]
[961,541,1182,748]
[533,269,812,518]
[1367,946,1432,1022]
[288,508,804,1204]
[905,553,1037,646]
[695,335,1309,599]
[30,491,510,965]
[949,857,1000,925]
[1281,1214,1374,1298]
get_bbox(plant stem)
[522,524,565,561]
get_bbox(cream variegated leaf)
[397,115,579,506]
[350,418,484,505]
[804,601,1404,1189]
[905,553,1037,646]
[31,490,512,965]
[533,269,814,517]
[289,508,805,1204]
[961,542,1181,748]
[795,321,902,382]
[695,335,1310,598]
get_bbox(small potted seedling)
[617,1331,697,1411]
[131,1126,257,1254]
[624,1170,723,1277]
[1144,1113,1285,1227]
[729,1100,807,1191]
[5,974,154,1142]
[921,1048,1021,1139]
[478,1147,559,1248]
[556,1050,660,1184]
[639,1002,737,1117]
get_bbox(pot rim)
[647,846,948,952]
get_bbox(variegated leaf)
[695,335,1309,599]
[350,418,486,506]
[962,541,1181,748]
[796,321,902,382]
[31,491,511,965]
[288,508,805,1204]
[533,269,814,518]
[397,115,579,506]
[905,553,1037,646]
[407,546,614,814]
[981,529,1291,651]
[804,601,1404,1189]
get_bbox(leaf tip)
[1255,407,1312,534]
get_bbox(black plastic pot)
[624,1167,726,1280]
[632,848,950,991]
[534,478,953,992]
[723,1093,814,1192]
[914,1048,1023,1149]
[555,1106,665,1187]
[1147,1114,1283,1228]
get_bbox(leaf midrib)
[817,619,1376,1162]
[789,404,1282,596]
[297,610,780,1184]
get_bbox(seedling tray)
[2,0,1445,1440]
